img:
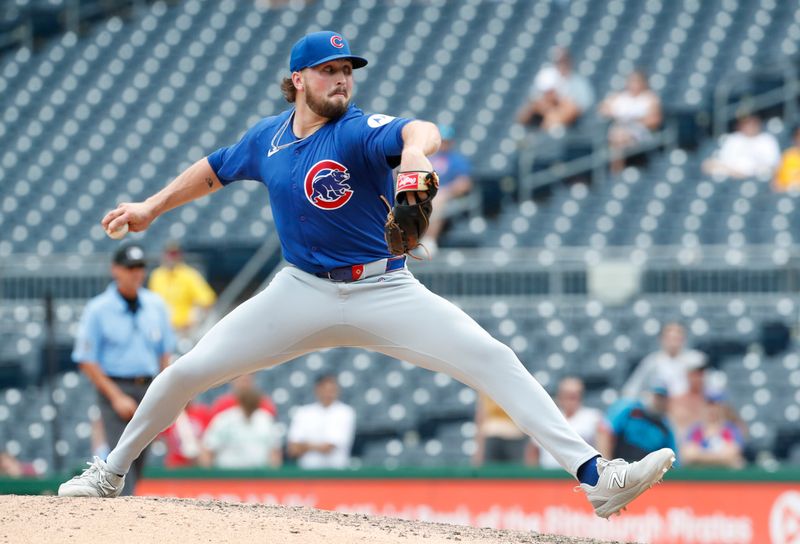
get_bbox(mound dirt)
[0,495,627,544]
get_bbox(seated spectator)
[473,393,527,466]
[598,70,662,173]
[160,401,212,468]
[287,374,355,469]
[516,47,595,134]
[702,114,781,179]
[681,390,745,469]
[597,383,678,463]
[148,241,217,336]
[421,125,473,255]
[774,125,800,192]
[622,322,707,400]
[668,358,708,439]
[200,385,282,469]
[0,452,30,477]
[210,373,277,419]
[528,377,603,469]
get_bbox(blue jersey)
[208,105,412,273]
[430,149,471,188]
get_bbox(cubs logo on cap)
[305,160,354,210]
[290,31,368,72]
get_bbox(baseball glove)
[381,170,439,257]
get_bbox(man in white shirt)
[622,322,707,400]
[287,374,356,469]
[702,114,781,179]
[529,377,602,469]
[200,385,282,469]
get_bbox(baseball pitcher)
[59,31,674,518]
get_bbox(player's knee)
[159,355,210,392]
[472,340,520,370]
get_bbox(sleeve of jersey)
[207,122,265,185]
[359,115,413,169]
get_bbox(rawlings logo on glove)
[381,171,439,257]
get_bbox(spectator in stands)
[597,382,678,463]
[516,47,595,135]
[421,125,473,256]
[72,244,175,495]
[774,125,800,192]
[0,452,34,477]
[287,374,355,469]
[598,70,662,173]
[160,400,212,468]
[200,383,282,469]
[668,358,708,438]
[621,322,707,400]
[528,377,603,469]
[702,114,781,179]
[473,393,527,465]
[681,390,745,469]
[209,373,277,419]
[148,241,216,336]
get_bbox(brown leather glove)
[382,171,439,256]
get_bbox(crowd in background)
[159,373,355,475]
[515,47,800,189]
[474,322,746,471]
[0,234,757,486]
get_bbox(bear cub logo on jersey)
[305,160,354,210]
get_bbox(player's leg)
[345,270,598,475]
[346,270,674,518]
[60,267,343,496]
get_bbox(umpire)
[72,243,175,495]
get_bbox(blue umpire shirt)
[207,104,412,273]
[72,284,176,378]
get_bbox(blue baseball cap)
[649,379,669,397]
[650,385,669,397]
[289,31,368,72]
[439,125,456,140]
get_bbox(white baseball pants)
[106,266,599,476]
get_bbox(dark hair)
[315,373,337,386]
[236,387,261,419]
[281,77,297,103]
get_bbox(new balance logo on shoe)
[578,448,675,519]
[609,469,627,489]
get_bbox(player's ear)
[292,71,304,91]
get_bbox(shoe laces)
[596,457,627,473]
[77,456,117,493]
[573,457,627,493]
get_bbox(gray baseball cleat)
[578,448,675,519]
[58,456,125,498]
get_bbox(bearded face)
[304,82,350,119]
[299,60,353,120]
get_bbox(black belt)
[110,376,154,386]
[315,256,406,282]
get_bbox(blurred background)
[1,0,800,520]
